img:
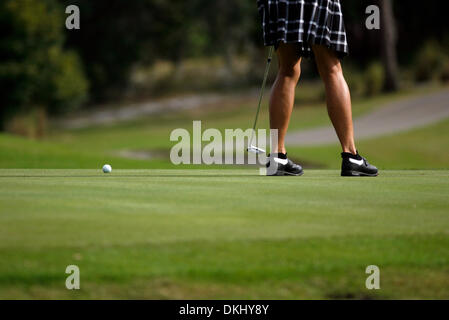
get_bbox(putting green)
[0,169,448,299]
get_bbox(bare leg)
[269,43,302,154]
[312,45,357,154]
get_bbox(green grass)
[1,116,448,170]
[0,86,448,299]
[0,84,447,170]
[290,118,449,169]
[0,169,448,299]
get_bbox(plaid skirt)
[257,0,349,58]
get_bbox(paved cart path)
[57,92,257,129]
[285,89,449,146]
[58,88,449,144]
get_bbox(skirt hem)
[265,38,348,60]
[258,0,349,60]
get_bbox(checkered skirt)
[257,0,349,58]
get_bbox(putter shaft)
[248,46,274,149]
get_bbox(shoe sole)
[341,170,378,177]
[267,170,304,177]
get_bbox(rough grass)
[1,86,448,170]
[1,117,448,170]
[0,169,448,299]
[289,118,449,169]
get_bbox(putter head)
[247,145,266,154]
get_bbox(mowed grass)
[1,84,448,170]
[0,169,448,299]
[0,85,448,299]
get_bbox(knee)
[318,61,343,81]
[279,63,301,81]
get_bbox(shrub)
[0,0,88,130]
[44,48,89,114]
[414,41,449,82]
[364,62,385,96]
[344,64,366,98]
[440,60,449,83]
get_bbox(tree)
[379,0,399,91]
[0,0,88,130]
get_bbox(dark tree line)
[58,0,259,102]
[1,0,449,129]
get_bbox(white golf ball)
[102,164,112,173]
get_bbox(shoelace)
[362,157,369,166]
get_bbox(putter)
[247,46,274,155]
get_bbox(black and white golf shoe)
[341,152,378,177]
[266,153,304,176]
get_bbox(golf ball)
[102,164,112,173]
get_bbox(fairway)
[0,169,448,299]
